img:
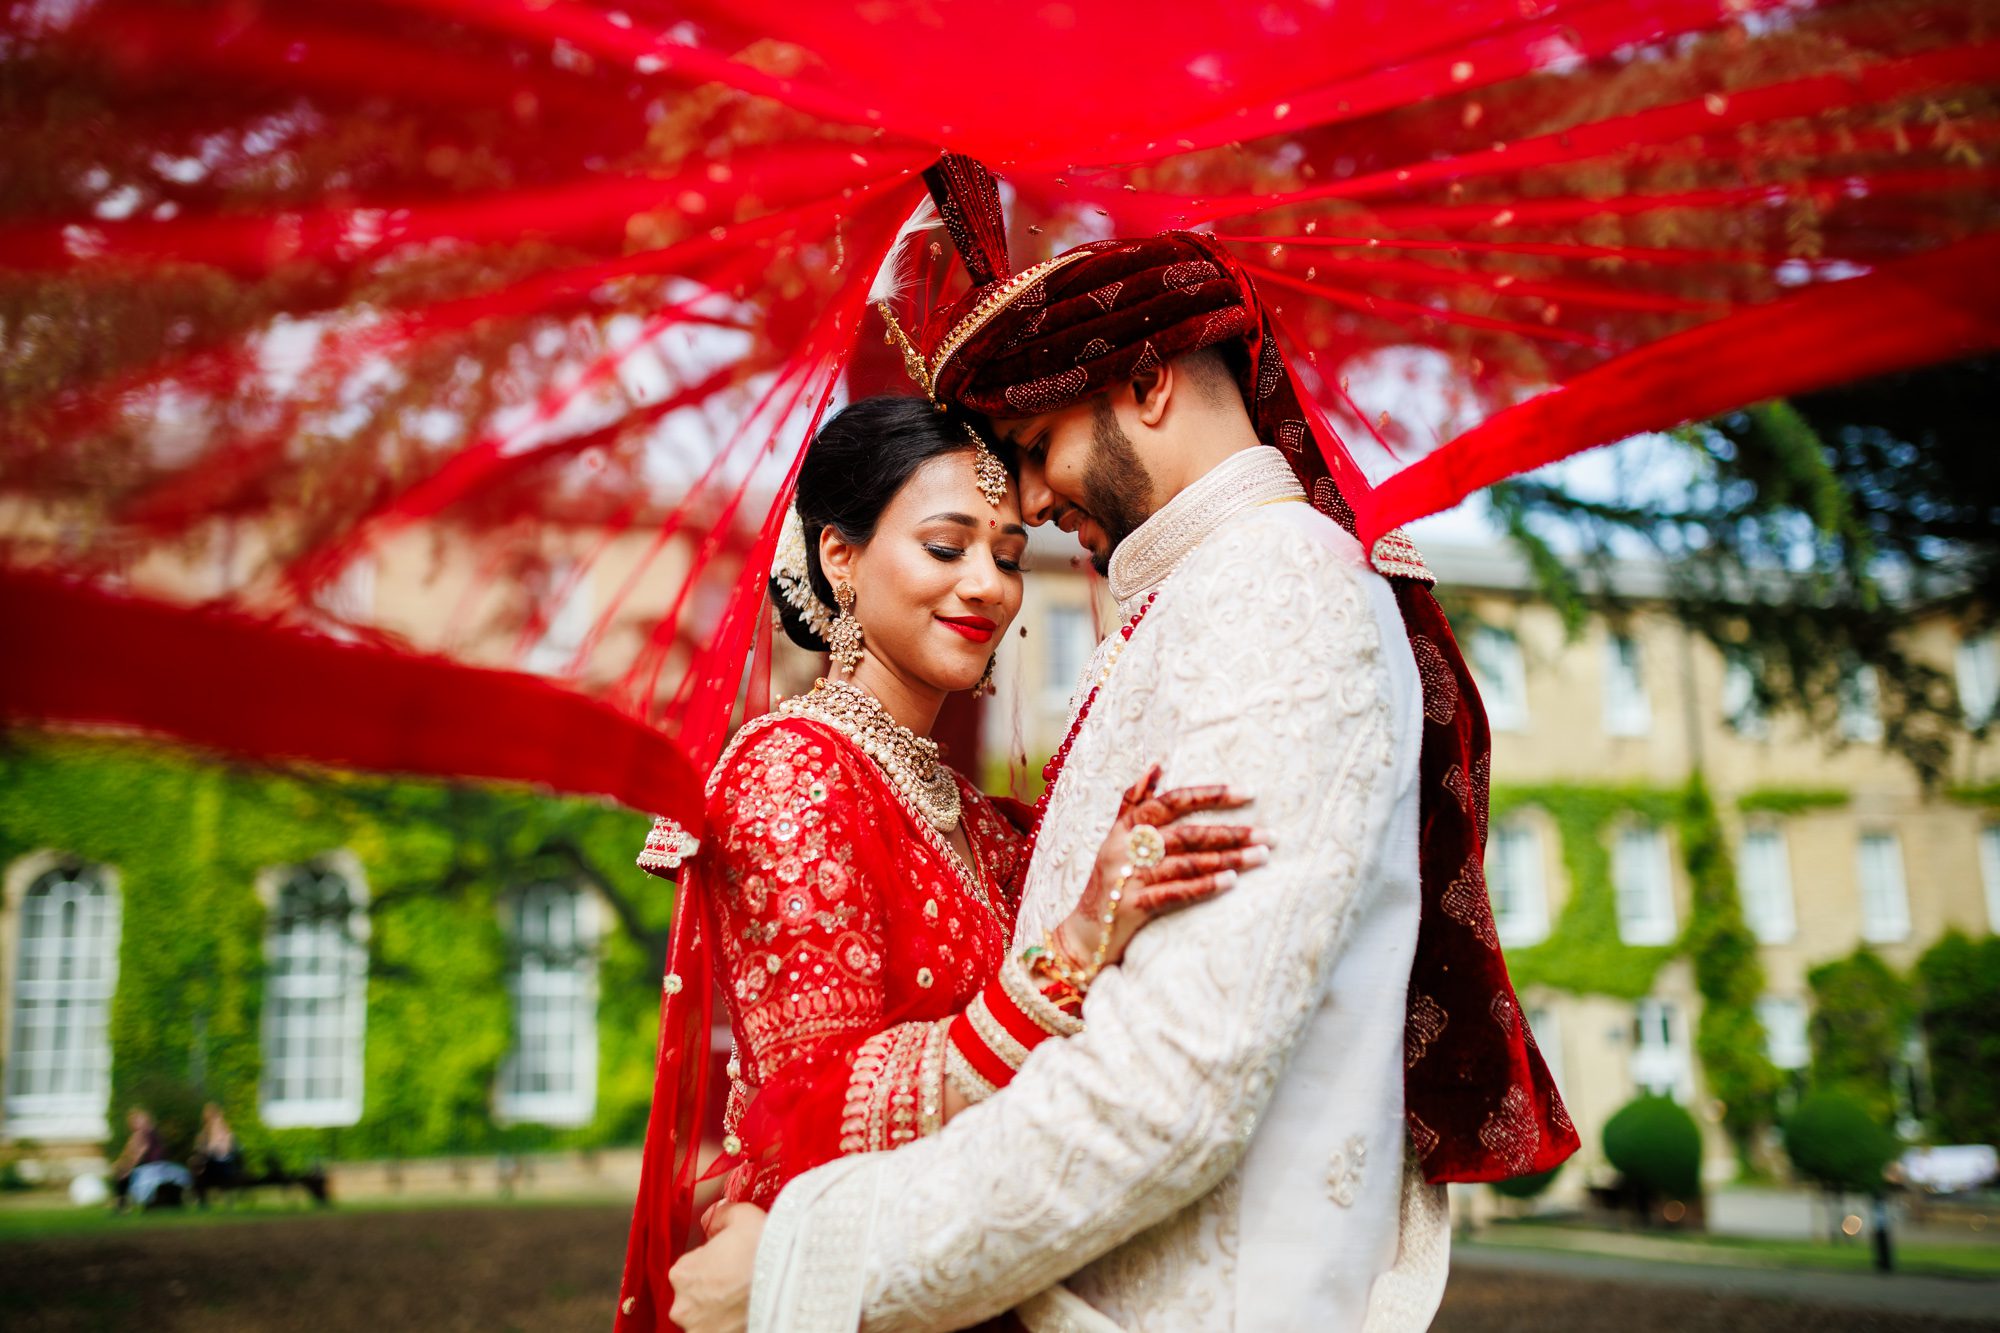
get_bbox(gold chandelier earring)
[974,653,997,698]
[828,582,864,676]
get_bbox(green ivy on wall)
[0,733,667,1168]
[1491,783,1680,998]
[1735,787,1851,816]
[1494,778,1787,1157]
[1805,947,1910,1129]
[1679,776,1782,1165]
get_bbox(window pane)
[1957,634,1998,728]
[1757,997,1810,1071]
[1043,606,1094,705]
[498,885,596,1124]
[1737,829,1795,944]
[6,867,119,1130]
[1614,828,1675,945]
[1981,826,2000,935]
[261,868,365,1125]
[1604,634,1651,736]
[1470,627,1529,732]
[1486,821,1547,946]
[1839,664,1884,742]
[1856,833,1910,943]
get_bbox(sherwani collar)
[1107,445,1306,614]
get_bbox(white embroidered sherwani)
[749,447,1449,1333]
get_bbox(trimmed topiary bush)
[1784,1090,1899,1197]
[1491,1163,1563,1201]
[1603,1094,1703,1203]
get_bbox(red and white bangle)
[945,954,1086,1105]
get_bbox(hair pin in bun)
[771,506,835,639]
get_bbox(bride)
[614,394,1269,1330]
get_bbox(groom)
[668,158,1573,1333]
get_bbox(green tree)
[1603,1094,1704,1209]
[1914,931,2000,1146]
[1784,1089,1900,1198]
[1492,356,1998,786]
[1805,948,1910,1128]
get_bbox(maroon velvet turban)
[919,155,1577,1185]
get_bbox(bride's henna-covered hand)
[1055,766,1269,974]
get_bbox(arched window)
[497,884,598,1126]
[4,863,120,1139]
[260,863,368,1127]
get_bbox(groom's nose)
[1016,455,1058,526]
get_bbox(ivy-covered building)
[993,536,2000,1194]
[0,734,668,1171]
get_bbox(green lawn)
[1474,1221,2000,1280]
[0,1191,618,1244]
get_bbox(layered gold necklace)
[780,678,962,835]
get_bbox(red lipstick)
[936,614,997,644]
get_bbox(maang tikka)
[827,582,864,675]
[876,301,1010,509]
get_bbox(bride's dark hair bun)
[769,395,1015,653]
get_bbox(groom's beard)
[1081,396,1153,575]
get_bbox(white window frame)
[1613,825,1677,946]
[1603,632,1652,737]
[1839,663,1884,743]
[1736,826,1796,945]
[1855,831,1911,944]
[258,859,369,1129]
[1630,997,1695,1103]
[1468,625,1529,732]
[523,558,595,677]
[1042,604,1096,711]
[1958,632,1998,729]
[1721,654,1770,740]
[4,858,121,1141]
[1980,825,2000,935]
[1525,1002,1565,1099]
[496,884,600,1127]
[1756,996,1810,1072]
[1486,818,1549,946]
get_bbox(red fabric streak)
[1216,166,2000,232]
[1293,252,1727,317]
[1245,260,1620,350]
[0,144,915,276]
[1132,0,1794,173]
[1185,41,2000,214]
[60,2,598,116]
[0,567,705,830]
[1356,234,2000,545]
[1213,233,1792,269]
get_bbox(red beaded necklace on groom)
[914,154,1577,1185]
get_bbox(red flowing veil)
[2,3,1996,1324]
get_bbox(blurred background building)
[987,523,2000,1206]
[9,507,1993,1212]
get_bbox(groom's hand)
[669,1203,765,1333]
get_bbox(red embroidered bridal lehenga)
[679,708,1025,1205]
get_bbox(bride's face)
[822,449,1027,696]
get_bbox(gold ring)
[1127,824,1167,869]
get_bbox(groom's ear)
[1129,362,1171,429]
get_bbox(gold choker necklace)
[780,678,962,835]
